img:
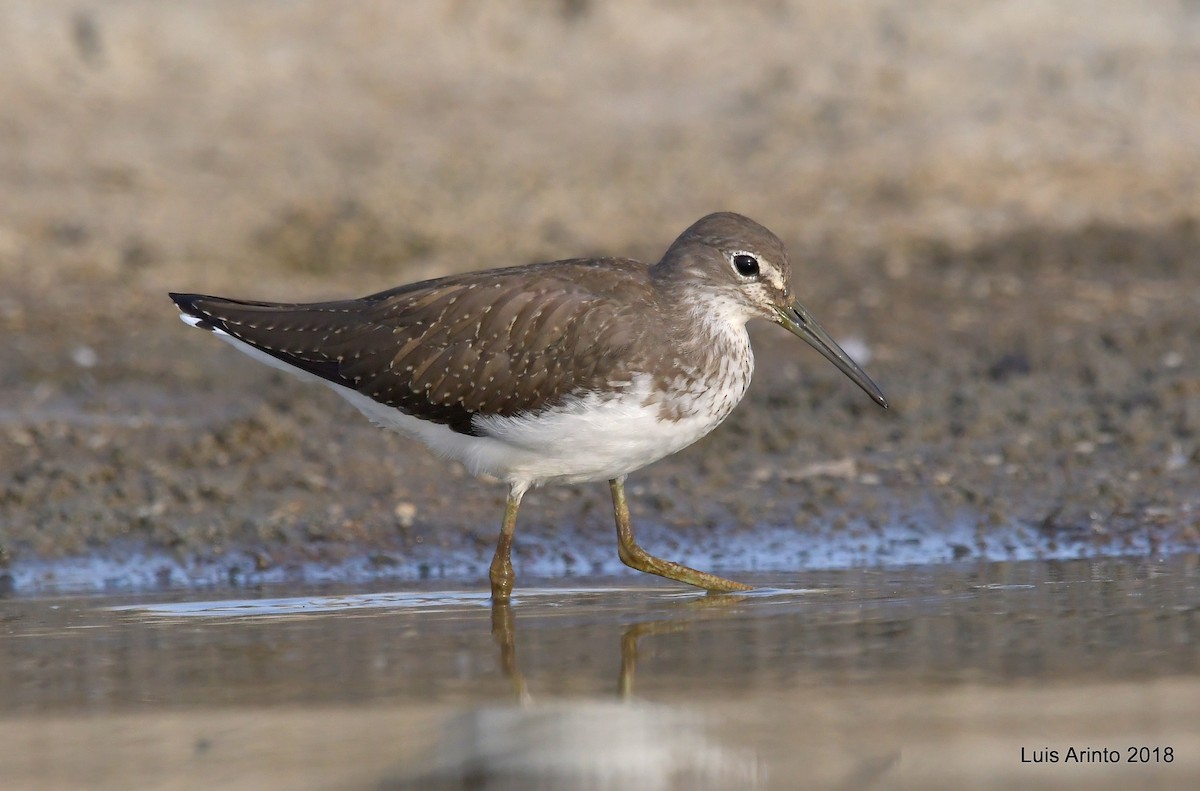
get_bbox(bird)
[170,212,886,602]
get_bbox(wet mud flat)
[3,216,1198,593]
[1,1,1199,588]
[1,556,1198,790]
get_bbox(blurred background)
[3,4,1200,789]
[1,0,1198,583]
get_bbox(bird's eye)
[732,253,760,277]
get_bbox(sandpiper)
[171,212,886,601]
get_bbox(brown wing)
[170,259,654,436]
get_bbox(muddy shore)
[1,1,1198,591]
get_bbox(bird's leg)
[489,485,525,602]
[609,477,753,593]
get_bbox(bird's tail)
[168,292,386,386]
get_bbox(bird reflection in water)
[392,599,764,790]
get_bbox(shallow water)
[3,555,1199,790]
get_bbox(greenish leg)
[489,487,524,603]
[609,477,753,593]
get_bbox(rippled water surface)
[3,555,1199,790]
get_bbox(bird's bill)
[775,301,888,408]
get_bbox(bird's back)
[171,258,662,436]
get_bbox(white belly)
[201,319,753,491]
[336,370,749,488]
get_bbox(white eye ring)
[729,251,761,277]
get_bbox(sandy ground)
[1,0,1198,589]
